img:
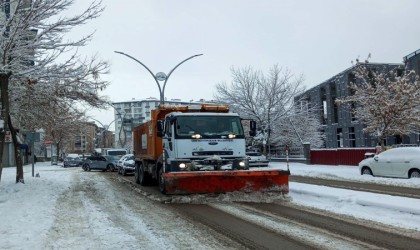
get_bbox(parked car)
[117,154,134,168]
[106,155,120,172]
[359,147,420,178]
[118,155,135,175]
[78,154,88,161]
[82,155,119,172]
[63,156,82,168]
[246,151,269,167]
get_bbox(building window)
[337,128,343,148]
[320,129,326,148]
[322,100,327,124]
[348,73,356,85]
[349,127,356,147]
[300,99,308,111]
[395,135,403,145]
[350,103,357,122]
[321,87,327,125]
[330,82,338,124]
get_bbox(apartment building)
[65,122,97,155]
[296,49,420,148]
[112,98,212,151]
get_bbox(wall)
[310,148,376,166]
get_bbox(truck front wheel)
[134,163,141,184]
[158,167,166,194]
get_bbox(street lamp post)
[111,106,129,147]
[90,117,117,148]
[114,51,203,104]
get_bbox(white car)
[358,147,420,178]
[117,154,134,168]
[119,158,135,176]
[246,151,269,167]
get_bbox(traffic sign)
[5,131,11,143]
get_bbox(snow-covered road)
[0,161,419,249]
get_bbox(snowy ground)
[0,161,419,249]
[271,162,420,232]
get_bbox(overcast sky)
[69,0,420,129]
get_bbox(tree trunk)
[8,115,24,183]
[55,142,60,160]
[379,136,386,152]
[0,73,23,183]
[0,130,4,182]
[0,73,10,182]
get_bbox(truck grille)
[192,151,233,156]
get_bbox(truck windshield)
[175,116,244,139]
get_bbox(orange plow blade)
[162,170,290,195]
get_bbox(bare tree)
[336,62,420,150]
[41,105,88,158]
[215,65,306,154]
[271,107,325,148]
[0,0,109,183]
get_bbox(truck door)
[163,119,176,161]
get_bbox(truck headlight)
[179,163,187,169]
[228,134,236,139]
[192,134,202,139]
[239,161,246,167]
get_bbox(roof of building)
[301,61,403,94]
[112,98,218,105]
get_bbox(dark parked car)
[82,155,118,172]
[63,156,82,168]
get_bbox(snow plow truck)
[132,103,290,195]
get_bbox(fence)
[310,148,376,166]
[269,146,378,166]
[270,146,304,158]
[269,146,309,164]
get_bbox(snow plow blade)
[162,170,290,195]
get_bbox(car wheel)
[122,168,126,176]
[158,167,166,194]
[361,167,372,175]
[86,165,91,172]
[107,164,113,172]
[409,169,420,178]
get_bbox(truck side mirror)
[157,120,164,137]
[249,120,256,136]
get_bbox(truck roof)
[152,103,231,120]
[168,112,239,117]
